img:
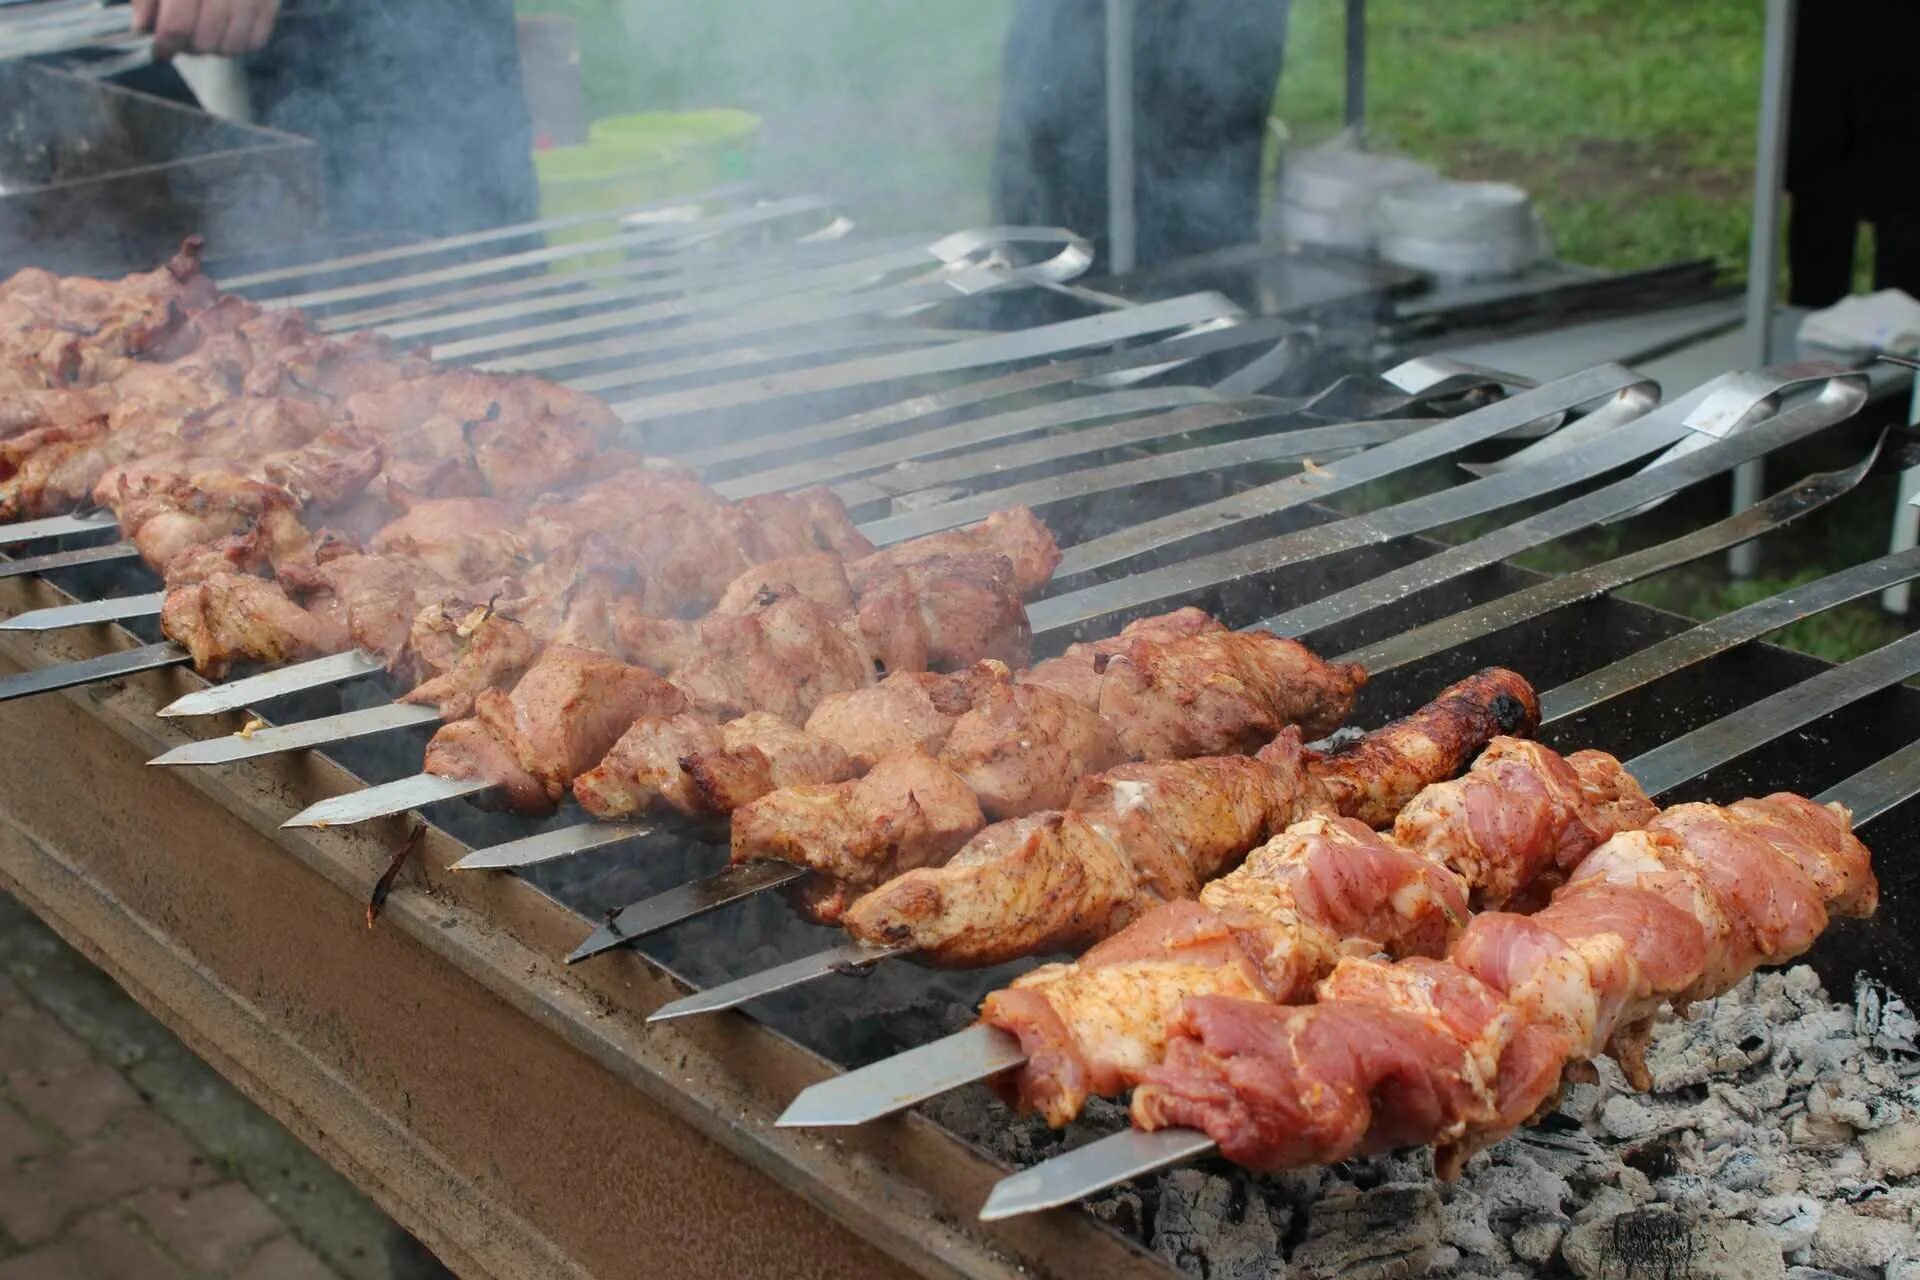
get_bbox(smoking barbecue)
[0,225,1913,1280]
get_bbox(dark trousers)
[244,0,537,241]
[1788,193,1920,309]
[992,0,1290,272]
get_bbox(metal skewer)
[0,542,139,580]
[282,774,491,829]
[0,512,119,551]
[157,651,388,718]
[975,738,1920,1221]
[0,592,165,631]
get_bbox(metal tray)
[0,62,321,276]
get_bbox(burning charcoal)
[1716,1148,1774,1192]
[1856,977,1920,1057]
[1438,1188,1506,1262]
[1468,1154,1574,1223]
[1809,1206,1916,1275]
[1288,1183,1441,1280]
[1599,1094,1667,1143]
[1509,1216,1568,1267]
[1147,1169,1283,1280]
[1646,1000,1776,1092]
[1862,1119,1920,1179]
[1756,1193,1825,1253]
[1562,1208,1786,1280]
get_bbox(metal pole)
[1882,372,1920,615]
[1105,0,1138,275]
[1344,0,1367,139]
[1730,0,1796,578]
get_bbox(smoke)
[242,0,536,243]
[569,0,1014,235]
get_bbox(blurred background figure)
[1785,2,1920,306]
[128,0,537,241]
[991,0,1291,273]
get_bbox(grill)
[0,188,1916,1280]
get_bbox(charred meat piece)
[160,572,348,677]
[673,586,875,723]
[849,506,1061,598]
[0,238,222,387]
[1310,667,1539,828]
[281,553,444,664]
[844,737,1328,968]
[855,552,1031,672]
[1099,630,1367,757]
[609,603,700,673]
[739,486,875,561]
[710,553,855,618]
[939,680,1128,819]
[1020,607,1226,710]
[425,644,686,813]
[1392,737,1657,907]
[729,750,985,913]
[803,662,1011,772]
[574,711,855,819]
[368,498,527,587]
[400,605,539,719]
[840,669,1533,972]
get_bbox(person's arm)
[131,0,280,59]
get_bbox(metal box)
[0,62,322,276]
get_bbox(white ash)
[926,968,1920,1278]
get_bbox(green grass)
[1272,0,1763,274]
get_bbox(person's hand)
[131,0,280,60]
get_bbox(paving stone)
[0,1244,89,1280]
[0,892,392,1280]
[0,1009,91,1088]
[241,1234,342,1280]
[9,1063,143,1142]
[123,1182,282,1274]
[0,1111,218,1245]
[68,1207,184,1279]
[0,1103,48,1167]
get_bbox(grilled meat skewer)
[640,670,1544,1006]
[977,735,1654,1127]
[578,608,1226,823]
[1123,791,1876,1176]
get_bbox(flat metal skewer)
[0,542,140,581]
[0,511,120,549]
[643,942,911,1019]
[0,642,187,703]
[281,774,491,829]
[450,821,651,872]
[976,737,1920,1221]
[0,592,164,631]
[149,703,443,766]
[158,651,387,718]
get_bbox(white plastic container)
[1375,179,1546,279]
[1268,138,1437,252]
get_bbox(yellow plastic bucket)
[533,139,688,266]
[586,109,761,191]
